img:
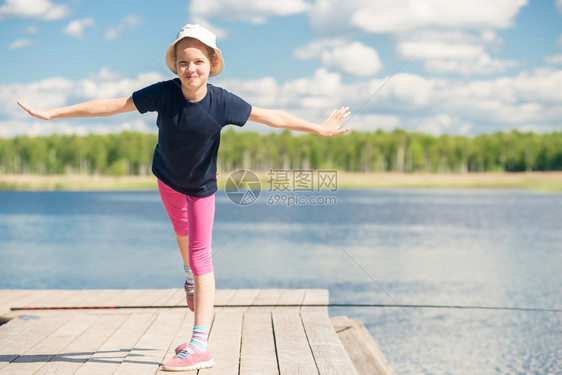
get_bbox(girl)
[17,24,350,372]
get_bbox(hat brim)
[165,38,224,77]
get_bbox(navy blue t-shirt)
[132,79,252,197]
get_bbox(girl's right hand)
[17,100,53,120]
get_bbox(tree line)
[0,128,560,176]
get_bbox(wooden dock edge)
[331,315,396,375]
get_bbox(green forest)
[0,128,561,176]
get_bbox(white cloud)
[347,113,402,132]
[5,67,562,137]
[307,1,526,77]
[414,114,453,135]
[424,54,518,75]
[190,0,309,24]
[105,14,142,41]
[63,18,95,39]
[219,68,345,112]
[0,0,70,20]
[0,118,154,138]
[399,40,485,61]
[322,42,382,77]
[6,69,164,117]
[190,18,227,39]
[217,77,279,108]
[223,67,562,134]
[294,39,382,77]
[557,0,562,14]
[8,38,33,50]
[26,25,39,34]
[545,54,562,65]
[2,69,165,137]
[75,69,165,99]
[309,0,528,34]
[396,31,518,75]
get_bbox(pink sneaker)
[184,281,194,312]
[162,346,213,372]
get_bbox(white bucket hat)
[165,24,224,77]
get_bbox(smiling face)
[175,38,216,99]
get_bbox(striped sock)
[184,265,194,300]
[189,325,210,352]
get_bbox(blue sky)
[1,0,561,137]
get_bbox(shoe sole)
[162,359,214,372]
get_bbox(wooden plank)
[134,289,178,307]
[224,289,260,307]
[0,311,48,348]
[214,289,236,306]
[33,313,129,375]
[247,289,282,311]
[113,309,186,375]
[331,316,396,375]
[198,309,243,375]
[5,289,85,310]
[121,289,166,307]
[0,290,32,315]
[161,310,193,366]
[25,290,81,308]
[198,289,256,374]
[74,312,156,374]
[76,289,127,307]
[160,289,238,373]
[239,289,281,374]
[1,290,45,318]
[105,289,149,307]
[299,289,357,374]
[272,309,318,375]
[15,290,63,308]
[48,290,93,308]
[0,289,388,375]
[275,289,306,311]
[2,313,98,375]
[205,287,260,374]
[193,288,236,373]
[0,312,74,370]
[162,288,185,307]
[301,289,329,312]
[86,289,176,308]
[97,289,131,306]
[239,311,279,375]
[32,289,118,310]
[300,311,358,375]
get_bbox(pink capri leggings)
[158,179,215,276]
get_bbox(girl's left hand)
[321,106,351,137]
[17,100,53,120]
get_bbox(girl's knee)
[191,262,214,276]
[189,248,214,276]
[174,227,189,237]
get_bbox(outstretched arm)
[17,96,137,120]
[248,106,350,137]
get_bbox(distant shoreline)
[1,172,561,192]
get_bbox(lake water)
[0,188,560,374]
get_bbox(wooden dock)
[0,289,395,374]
